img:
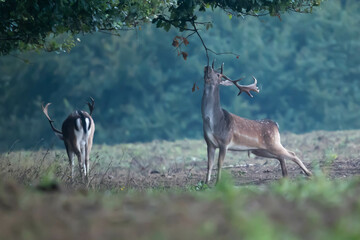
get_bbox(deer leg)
[87,134,94,176]
[79,144,88,183]
[286,150,312,176]
[205,145,215,184]
[216,146,227,184]
[74,148,83,179]
[277,158,288,177]
[84,144,90,184]
[85,146,89,176]
[270,146,312,177]
[80,145,87,177]
[252,149,288,177]
[66,148,75,180]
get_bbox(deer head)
[204,61,260,97]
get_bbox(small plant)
[324,149,338,166]
[190,181,209,191]
[36,166,60,192]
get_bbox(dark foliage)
[0,0,322,55]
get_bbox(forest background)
[0,1,358,150]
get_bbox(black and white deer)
[202,63,312,184]
[42,98,95,181]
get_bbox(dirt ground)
[109,155,360,189]
[90,130,360,189]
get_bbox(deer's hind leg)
[65,147,75,179]
[64,140,77,180]
[74,148,83,179]
[251,149,288,177]
[268,145,312,176]
[286,150,312,176]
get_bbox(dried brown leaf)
[181,51,188,60]
[172,39,179,47]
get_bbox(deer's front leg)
[216,146,227,184]
[205,144,216,184]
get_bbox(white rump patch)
[74,118,87,147]
[75,118,82,132]
[85,118,90,131]
[74,127,83,146]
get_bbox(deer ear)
[220,80,233,86]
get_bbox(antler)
[42,103,53,122]
[217,63,259,97]
[42,103,63,137]
[87,97,95,116]
[226,76,259,98]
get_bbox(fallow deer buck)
[202,63,312,184]
[42,98,95,181]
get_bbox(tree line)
[1,1,358,150]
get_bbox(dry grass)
[1,130,360,239]
[2,130,360,190]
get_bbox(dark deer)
[42,98,95,181]
[202,63,312,184]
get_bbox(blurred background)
[0,1,359,151]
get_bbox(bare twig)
[87,158,100,187]
[7,139,20,154]
[99,160,113,185]
[126,158,135,189]
[184,163,195,183]
[190,20,241,65]
[191,20,209,65]
[34,148,50,178]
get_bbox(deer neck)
[201,83,224,127]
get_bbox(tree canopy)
[1,0,322,55]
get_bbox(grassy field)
[1,130,360,239]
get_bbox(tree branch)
[189,20,240,65]
[191,20,210,65]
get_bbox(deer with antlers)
[202,63,312,184]
[42,98,95,181]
